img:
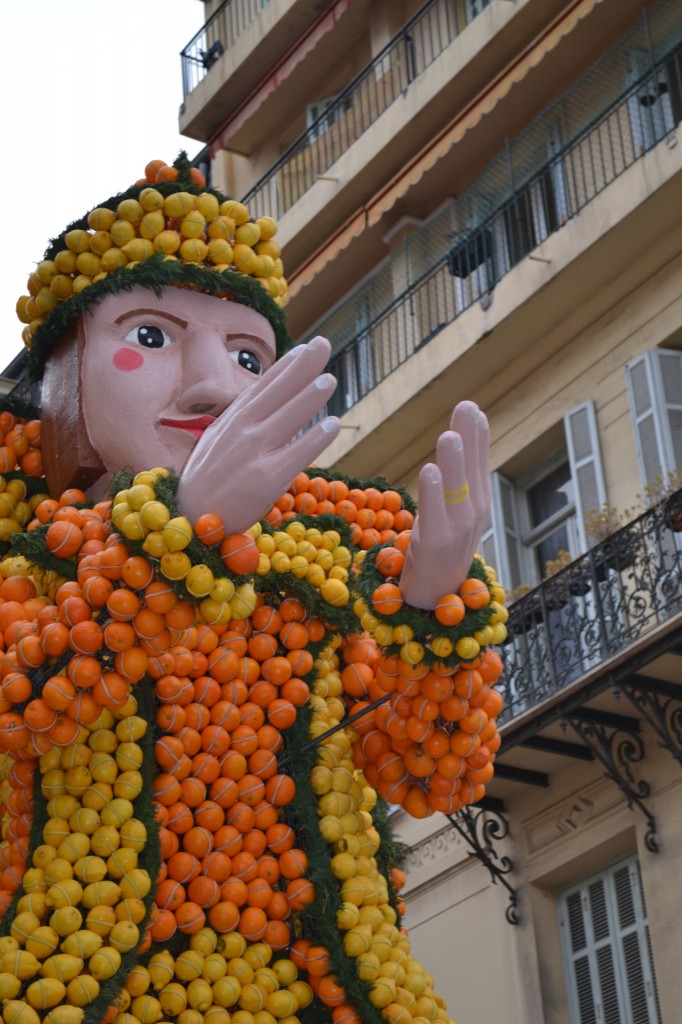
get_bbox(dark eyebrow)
[114,308,189,328]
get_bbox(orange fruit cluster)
[150,597,325,947]
[0,414,43,479]
[347,637,504,818]
[269,473,415,550]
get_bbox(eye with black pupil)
[237,350,262,375]
[130,325,170,349]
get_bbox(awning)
[366,0,606,226]
[211,0,351,155]
[288,210,366,300]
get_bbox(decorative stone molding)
[523,776,624,855]
[402,825,468,893]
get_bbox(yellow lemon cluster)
[256,521,353,608]
[309,645,456,1024]
[16,192,287,349]
[140,933,312,1024]
[0,705,151,1018]
[0,479,42,544]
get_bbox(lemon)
[0,974,22,999]
[153,230,181,255]
[40,954,84,983]
[187,980,213,1012]
[88,208,116,231]
[174,950,204,983]
[60,930,103,958]
[26,978,66,1010]
[117,199,143,223]
[208,215,236,240]
[122,238,154,262]
[44,1008,84,1024]
[164,192,196,218]
[66,975,100,1006]
[147,951,175,990]
[131,995,163,1024]
[85,905,116,936]
[207,239,232,265]
[2,1001,42,1024]
[139,188,165,212]
[50,906,82,936]
[89,946,121,981]
[211,977,241,1008]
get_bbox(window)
[626,48,675,156]
[559,857,661,1024]
[306,94,351,141]
[482,400,606,589]
[626,348,682,487]
[332,296,375,414]
[466,0,492,19]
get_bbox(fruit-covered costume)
[0,158,507,1024]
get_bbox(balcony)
[308,4,682,423]
[499,494,682,727]
[241,0,489,221]
[181,0,271,99]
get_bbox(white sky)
[0,0,205,371]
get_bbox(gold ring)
[444,482,469,505]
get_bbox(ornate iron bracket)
[618,677,682,769]
[565,712,658,852]
[446,805,519,924]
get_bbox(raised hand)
[177,337,341,533]
[399,402,491,609]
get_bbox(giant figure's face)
[81,287,277,475]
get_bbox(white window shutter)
[559,858,661,1024]
[564,400,607,550]
[483,472,525,590]
[626,348,682,486]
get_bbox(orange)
[372,583,403,615]
[239,906,267,941]
[286,878,315,911]
[458,578,490,610]
[175,901,206,934]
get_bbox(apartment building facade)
[180,2,682,1022]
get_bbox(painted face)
[81,287,277,476]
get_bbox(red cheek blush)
[113,348,145,371]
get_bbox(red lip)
[159,416,216,437]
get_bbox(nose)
[175,326,242,416]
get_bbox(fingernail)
[315,373,334,390]
[321,417,339,433]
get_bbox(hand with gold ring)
[399,401,491,609]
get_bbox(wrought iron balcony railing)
[241,0,489,219]
[498,493,682,726]
[181,0,271,99]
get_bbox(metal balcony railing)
[498,493,682,725]
[181,0,271,99]
[241,0,489,219]
[321,13,682,420]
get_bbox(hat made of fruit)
[16,154,293,379]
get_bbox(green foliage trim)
[28,254,293,381]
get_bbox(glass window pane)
[528,462,574,527]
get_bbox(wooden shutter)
[626,348,682,486]
[481,472,526,590]
[559,857,661,1024]
[564,400,607,550]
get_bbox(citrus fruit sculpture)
[0,157,507,1024]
